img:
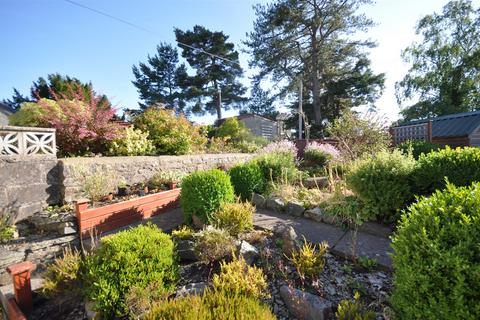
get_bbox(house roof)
[0,102,13,116]
[215,113,276,126]
[396,110,480,138]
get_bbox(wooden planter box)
[75,188,181,239]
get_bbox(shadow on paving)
[254,208,393,269]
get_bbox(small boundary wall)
[75,188,181,239]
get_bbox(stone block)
[280,285,332,320]
[252,193,266,208]
[286,201,305,217]
[304,207,324,222]
[303,177,329,189]
[266,197,285,212]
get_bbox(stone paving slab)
[254,208,392,269]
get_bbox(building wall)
[468,125,480,146]
[241,116,278,140]
[0,112,9,126]
[432,136,470,147]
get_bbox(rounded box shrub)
[391,183,480,319]
[180,169,235,224]
[83,224,178,318]
[346,150,416,222]
[229,162,266,200]
[413,146,480,195]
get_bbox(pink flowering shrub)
[305,142,341,161]
[258,140,298,159]
[12,86,120,156]
[302,142,341,175]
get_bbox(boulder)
[303,177,329,189]
[252,193,266,208]
[176,282,207,297]
[238,240,259,265]
[266,197,285,212]
[273,225,301,256]
[280,285,333,320]
[304,207,324,222]
[176,240,197,262]
[286,201,305,217]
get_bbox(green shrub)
[212,202,254,236]
[336,291,376,320]
[413,146,480,195]
[83,224,178,318]
[0,215,15,243]
[42,247,82,297]
[133,107,207,155]
[212,255,268,299]
[107,126,155,156]
[253,153,299,184]
[391,183,480,319]
[396,140,443,159]
[145,289,276,320]
[229,162,266,200]
[194,227,236,264]
[346,150,416,222]
[180,169,235,224]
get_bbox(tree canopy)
[245,0,384,131]
[396,0,480,121]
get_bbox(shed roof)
[0,102,13,116]
[396,110,480,138]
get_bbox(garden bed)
[75,188,181,239]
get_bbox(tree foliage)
[396,0,480,121]
[132,43,188,111]
[245,0,384,129]
[175,25,246,119]
[242,81,277,119]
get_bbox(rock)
[84,299,98,320]
[176,282,207,297]
[238,240,259,265]
[279,285,333,320]
[192,214,204,229]
[266,197,285,212]
[273,225,301,256]
[252,193,266,208]
[176,240,197,262]
[303,177,329,189]
[57,222,77,235]
[286,201,305,217]
[304,207,324,222]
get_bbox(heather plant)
[42,247,83,297]
[212,255,268,299]
[125,282,169,319]
[83,224,178,318]
[258,139,298,160]
[287,238,328,280]
[346,150,416,222]
[107,126,155,156]
[391,183,480,319]
[133,107,206,155]
[171,225,194,240]
[10,85,121,156]
[212,201,254,236]
[302,142,341,175]
[327,110,390,161]
[145,289,276,320]
[180,169,234,224]
[229,162,266,200]
[336,291,376,320]
[72,166,119,202]
[194,227,236,264]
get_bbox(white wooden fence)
[0,126,56,156]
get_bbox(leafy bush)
[287,238,328,280]
[253,152,299,184]
[327,110,390,161]
[391,183,480,319]
[336,291,376,320]
[229,162,266,200]
[42,247,82,297]
[413,146,480,195]
[107,126,155,156]
[72,166,119,202]
[212,255,268,299]
[133,107,206,155]
[194,227,236,264]
[10,93,120,156]
[396,140,443,159]
[144,289,276,320]
[180,169,235,224]
[346,150,416,222]
[0,215,15,243]
[215,118,267,153]
[212,201,254,236]
[83,224,178,318]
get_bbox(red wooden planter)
[75,188,181,239]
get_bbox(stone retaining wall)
[0,154,254,219]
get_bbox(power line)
[63,0,241,66]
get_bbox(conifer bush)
[180,169,234,224]
[391,183,480,319]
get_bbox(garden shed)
[0,102,12,126]
[391,110,480,147]
[217,113,280,140]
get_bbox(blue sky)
[1,0,475,124]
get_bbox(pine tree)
[242,81,277,119]
[132,43,188,111]
[175,25,246,119]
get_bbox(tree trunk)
[311,34,322,125]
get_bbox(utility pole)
[217,85,222,120]
[298,76,303,140]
